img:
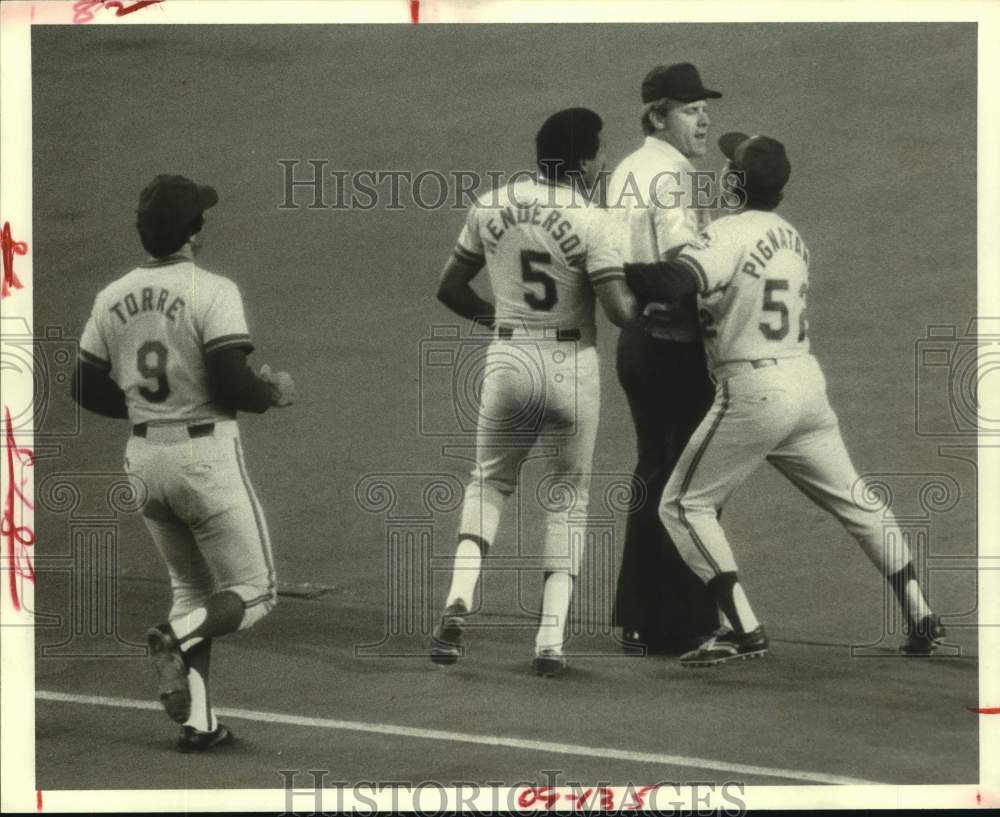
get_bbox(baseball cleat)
[901,614,947,656]
[532,648,567,677]
[430,603,468,665]
[177,722,234,753]
[146,625,191,723]
[680,626,769,668]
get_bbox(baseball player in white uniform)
[73,175,297,749]
[432,108,637,676]
[624,133,945,667]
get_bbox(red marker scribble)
[410,0,419,24]
[0,221,28,299]
[561,788,593,809]
[73,1,102,22]
[516,787,559,810]
[624,785,658,811]
[968,706,1000,714]
[515,786,623,811]
[73,0,162,23]
[2,406,35,612]
[36,790,42,812]
[977,791,982,805]
[103,0,164,16]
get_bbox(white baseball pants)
[660,354,911,583]
[124,420,277,627]
[459,335,600,576]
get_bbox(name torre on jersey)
[742,226,809,277]
[484,202,583,256]
[109,286,186,325]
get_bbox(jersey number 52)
[759,279,808,342]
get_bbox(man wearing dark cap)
[608,63,722,654]
[623,133,947,666]
[431,108,637,676]
[73,175,297,749]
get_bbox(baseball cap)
[136,174,218,233]
[718,131,791,194]
[641,63,722,103]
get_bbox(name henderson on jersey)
[739,225,809,279]
[482,200,585,261]
[109,286,186,325]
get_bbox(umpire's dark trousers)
[613,322,719,652]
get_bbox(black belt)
[497,327,581,342]
[132,422,215,438]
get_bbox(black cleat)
[177,722,234,753]
[901,614,947,656]
[680,626,769,668]
[430,603,467,665]
[621,629,645,651]
[147,625,190,723]
[532,648,566,677]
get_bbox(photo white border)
[1,0,997,811]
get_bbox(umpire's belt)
[711,358,778,382]
[132,422,215,439]
[497,327,581,342]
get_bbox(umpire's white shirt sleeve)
[608,136,702,263]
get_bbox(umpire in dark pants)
[608,63,722,653]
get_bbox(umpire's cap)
[641,63,721,103]
[719,132,791,194]
[136,174,218,234]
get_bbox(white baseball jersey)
[673,210,811,367]
[658,211,913,602]
[80,245,253,424]
[453,177,624,342]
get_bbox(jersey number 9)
[137,340,171,403]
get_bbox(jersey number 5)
[759,279,808,342]
[520,250,558,311]
[137,340,171,403]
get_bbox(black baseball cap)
[136,174,218,232]
[641,63,722,103]
[718,132,791,194]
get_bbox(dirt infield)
[31,22,978,788]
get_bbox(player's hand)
[641,301,676,326]
[259,364,298,408]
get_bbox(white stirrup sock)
[445,538,484,610]
[535,572,573,651]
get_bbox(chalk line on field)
[36,689,882,786]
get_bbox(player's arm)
[71,357,129,419]
[438,202,494,326]
[624,257,701,305]
[72,307,128,419]
[436,254,495,328]
[202,279,296,413]
[585,209,638,327]
[594,278,638,327]
[626,221,735,306]
[206,347,284,414]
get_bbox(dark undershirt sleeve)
[205,346,273,414]
[71,360,129,419]
[624,259,701,305]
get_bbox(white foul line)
[36,689,882,786]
